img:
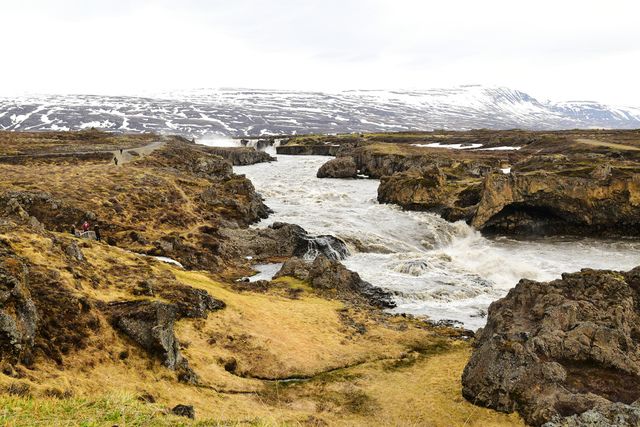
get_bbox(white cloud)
[1,0,639,106]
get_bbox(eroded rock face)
[377,164,640,235]
[346,148,449,179]
[274,254,396,308]
[64,240,86,262]
[378,166,447,212]
[108,285,224,373]
[199,147,276,166]
[462,267,640,426]
[317,157,358,178]
[220,222,350,263]
[273,257,310,281]
[542,402,640,427]
[109,301,184,370]
[472,172,640,235]
[0,241,39,365]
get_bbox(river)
[200,139,640,330]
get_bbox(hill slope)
[2,86,640,137]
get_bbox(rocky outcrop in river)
[312,131,640,236]
[198,146,276,166]
[378,166,640,235]
[461,267,640,426]
[316,157,358,178]
[470,170,640,235]
[220,222,350,263]
[274,254,396,308]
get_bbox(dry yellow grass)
[0,229,525,426]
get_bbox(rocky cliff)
[313,129,640,236]
[461,267,640,426]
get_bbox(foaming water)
[207,140,640,330]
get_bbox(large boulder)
[317,157,358,178]
[220,222,350,263]
[462,267,640,426]
[108,285,224,371]
[109,300,185,370]
[378,165,447,211]
[274,255,396,308]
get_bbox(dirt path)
[576,138,640,151]
[113,138,167,165]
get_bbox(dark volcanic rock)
[348,147,450,179]
[378,165,447,212]
[317,157,358,178]
[273,257,311,281]
[472,171,640,235]
[461,267,640,426]
[200,186,219,204]
[157,284,226,319]
[64,240,86,262]
[274,254,396,308]
[108,284,224,372]
[0,246,39,365]
[542,402,640,427]
[109,300,185,370]
[199,146,275,166]
[220,222,350,263]
[276,145,339,156]
[0,310,22,360]
[172,404,195,419]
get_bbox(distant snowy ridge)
[1,86,639,137]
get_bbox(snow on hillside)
[1,86,639,137]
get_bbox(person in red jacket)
[82,221,89,232]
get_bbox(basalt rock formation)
[471,170,640,235]
[198,146,276,166]
[316,157,358,178]
[312,130,640,236]
[461,267,640,426]
[0,251,38,366]
[274,254,396,308]
[276,144,339,156]
[377,166,640,235]
[377,165,450,213]
[220,222,350,263]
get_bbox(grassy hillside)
[0,130,524,426]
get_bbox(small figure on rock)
[114,157,118,165]
[120,148,123,154]
[94,224,101,242]
[82,221,89,232]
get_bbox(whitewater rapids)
[200,139,640,330]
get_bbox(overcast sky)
[2,0,639,106]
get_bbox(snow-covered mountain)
[1,86,639,137]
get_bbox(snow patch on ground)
[476,146,522,151]
[412,143,483,150]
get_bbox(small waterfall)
[299,234,350,260]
